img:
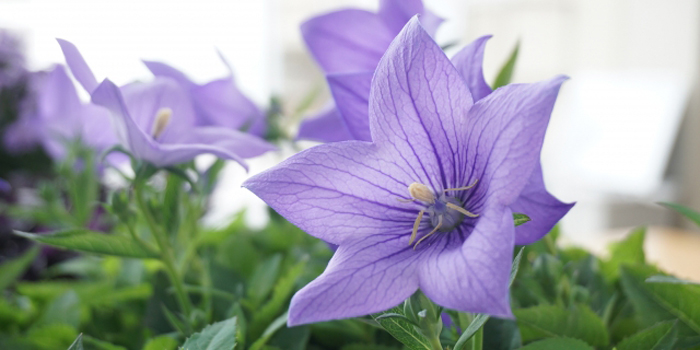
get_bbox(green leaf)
[373,307,431,350]
[519,337,594,350]
[249,312,288,350]
[0,246,39,290]
[616,320,678,350]
[24,323,79,349]
[250,257,308,338]
[620,265,700,336]
[37,290,81,328]
[453,248,524,350]
[659,202,700,227]
[14,229,159,259]
[143,336,178,350]
[513,213,531,226]
[492,41,520,89]
[67,334,84,350]
[601,227,645,281]
[181,316,237,350]
[246,254,282,308]
[82,335,128,350]
[514,304,609,346]
[646,275,700,286]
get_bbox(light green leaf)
[181,316,237,350]
[620,265,700,336]
[519,337,594,350]
[143,335,178,350]
[646,275,700,286]
[0,246,39,290]
[514,304,609,347]
[246,254,282,308]
[25,323,79,349]
[67,333,84,350]
[601,227,645,281]
[37,290,81,328]
[14,229,158,259]
[616,320,678,350]
[492,41,520,89]
[513,213,531,226]
[249,312,288,350]
[373,307,431,350]
[82,335,128,350]
[659,202,700,227]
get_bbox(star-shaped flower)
[57,39,275,168]
[297,0,442,142]
[244,18,571,325]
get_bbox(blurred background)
[1,0,699,257]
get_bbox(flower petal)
[301,9,394,73]
[297,105,353,142]
[243,141,420,245]
[56,39,99,94]
[452,35,493,101]
[463,76,567,207]
[327,71,373,141]
[191,78,264,132]
[142,60,194,88]
[369,17,474,192]
[181,127,275,159]
[288,234,419,325]
[378,0,443,37]
[510,164,574,245]
[418,205,514,317]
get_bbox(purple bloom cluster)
[245,18,573,325]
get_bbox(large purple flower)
[57,40,275,169]
[297,0,442,142]
[244,18,570,325]
[4,65,118,159]
[142,54,267,136]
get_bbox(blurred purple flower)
[143,53,267,136]
[4,66,119,160]
[297,0,442,142]
[58,40,275,168]
[245,19,568,325]
[0,178,9,193]
[0,30,26,90]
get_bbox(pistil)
[151,107,173,140]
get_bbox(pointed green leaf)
[143,335,178,350]
[646,275,700,286]
[616,320,678,350]
[492,41,520,89]
[67,334,84,350]
[513,213,531,226]
[601,227,645,281]
[373,307,431,350]
[249,312,288,350]
[181,316,237,350]
[519,337,594,350]
[514,304,609,346]
[14,229,159,259]
[0,246,39,290]
[659,202,700,227]
[620,265,700,336]
[37,290,81,328]
[82,335,128,350]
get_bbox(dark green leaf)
[249,312,287,350]
[492,41,520,89]
[0,246,39,290]
[82,335,128,350]
[616,320,678,350]
[646,275,700,286]
[482,318,521,350]
[143,336,178,350]
[14,229,159,259]
[513,213,531,226]
[519,337,594,350]
[659,202,700,227]
[24,323,79,349]
[514,304,609,346]
[181,316,237,350]
[373,307,431,350]
[246,254,282,308]
[67,334,84,350]
[620,265,700,336]
[601,227,645,281]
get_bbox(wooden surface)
[560,226,700,282]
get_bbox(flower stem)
[471,326,483,350]
[134,183,193,330]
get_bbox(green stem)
[544,232,557,255]
[421,317,443,350]
[134,183,193,328]
[471,326,483,350]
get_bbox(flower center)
[151,107,172,140]
[404,180,479,249]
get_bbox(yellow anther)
[151,107,173,139]
[408,183,435,204]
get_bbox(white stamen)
[408,183,435,204]
[151,107,173,139]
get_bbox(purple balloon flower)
[4,65,118,160]
[142,54,267,137]
[297,0,442,142]
[57,40,275,169]
[244,18,570,325]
